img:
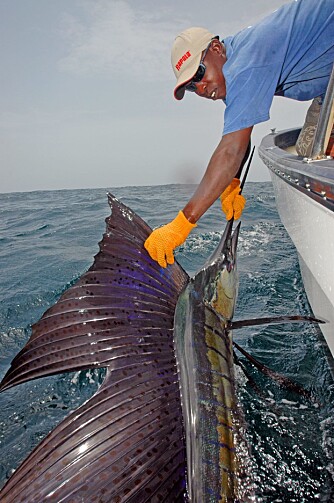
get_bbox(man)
[145,0,334,268]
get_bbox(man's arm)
[182,126,253,223]
[144,126,253,267]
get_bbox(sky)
[0,0,310,193]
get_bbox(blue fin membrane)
[0,194,188,502]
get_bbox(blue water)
[0,183,333,501]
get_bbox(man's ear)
[210,39,225,57]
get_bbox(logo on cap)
[175,51,191,72]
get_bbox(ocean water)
[0,182,333,502]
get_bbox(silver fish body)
[174,221,254,503]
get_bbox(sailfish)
[0,187,256,502]
[0,158,319,502]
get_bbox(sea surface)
[0,182,333,502]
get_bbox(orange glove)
[144,211,196,268]
[220,178,246,220]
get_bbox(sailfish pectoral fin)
[233,341,320,405]
[233,349,271,400]
[230,315,325,330]
[202,304,320,404]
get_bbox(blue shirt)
[222,0,334,135]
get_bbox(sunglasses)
[185,41,211,93]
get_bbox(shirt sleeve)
[223,64,280,136]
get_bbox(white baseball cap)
[171,27,217,100]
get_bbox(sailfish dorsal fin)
[0,194,189,502]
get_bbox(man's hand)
[182,127,252,223]
[144,211,196,268]
[220,178,246,220]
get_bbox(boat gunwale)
[259,128,334,212]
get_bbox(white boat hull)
[270,170,334,356]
